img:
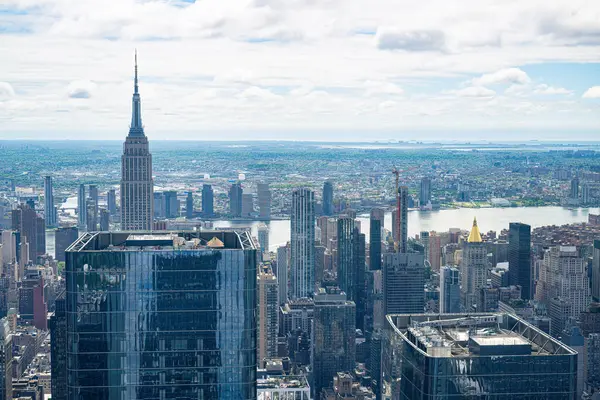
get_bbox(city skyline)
[1,1,600,139]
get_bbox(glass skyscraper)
[508,222,532,299]
[61,231,257,399]
[290,188,315,299]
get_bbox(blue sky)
[0,0,599,141]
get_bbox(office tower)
[593,240,600,302]
[202,184,214,216]
[258,223,269,256]
[11,204,45,263]
[258,266,279,364]
[398,186,408,252]
[369,208,384,271]
[242,193,254,217]
[229,183,243,217]
[384,313,577,399]
[315,244,326,285]
[257,183,271,219]
[185,191,193,219]
[61,231,257,398]
[508,222,532,299]
[107,189,117,216]
[163,191,179,218]
[120,53,154,231]
[537,246,590,337]
[461,218,488,311]
[429,232,442,271]
[43,176,56,228]
[88,184,99,224]
[85,199,97,231]
[571,177,579,199]
[337,216,355,298]
[290,188,315,299]
[440,266,461,313]
[353,230,366,330]
[49,297,66,400]
[0,318,12,400]
[19,270,47,330]
[421,231,430,262]
[54,226,78,262]
[322,181,333,216]
[312,287,355,397]
[99,209,109,231]
[383,252,425,315]
[0,278,8,319]
[153,192,165,219]
[77,184,86,228]
[419,176,431,206]
[277,245,289,305]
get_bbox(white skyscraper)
[290,188,315,299]
[120,52,154,231]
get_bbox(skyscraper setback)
[120,52,154,231]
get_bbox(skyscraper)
[290,188,315,299]
[369,208,384,271]
[185,191,194,219]
[11,204,45,263]
[337,216,366,329]
[383,252,425,315]
[257,224,269,257]
[89,184,99,226]
[312,287,355,397]
[258,266,278,364]
[242,193,254,217]
[440,266,461,313]
[419,176,431,206]
[120,53,154,231]
[0,318,12,400]
[107,189,117,216]
[277,245,289,305]
[77,184,86,228]
[43,176,56,228]
[229,183,243,217]
[99,209,109,231]
[322,181,333,216]
[461,218,488,311]
[54,226,78,262]
[391,186,409,252]
[508,222,532,299]
[60,231,258,399]
[202,184,214,216]
[257,182,271,219]
[571,177,580,199]
[592,240,600,302]
[49,297,66,400]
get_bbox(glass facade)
[65,232,257,399]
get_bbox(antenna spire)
[134,49,139,94]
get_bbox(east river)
[46,206,600,256]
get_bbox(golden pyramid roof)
[207,237,225,248]
[467,217,482,243]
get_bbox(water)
[212,206,600,251]
[46,206,600,255]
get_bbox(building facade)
[257,183,271,219]
[44,176,56,228]
[258,266,279,364]
[508,222,532,299]
[322,181,333,216]
[61,231,258,399]
[440,266,461,313]
[369,208,384,271]
[202,184,214,216]
[383,252,425,316]
[120,54,154,231]
[593,240,600,302]
[461,218,488,311]
[290,188,315,299]
[229,183,243,218]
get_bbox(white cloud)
[0,82,16,100]
[364,80,404,96]
[451,86,496,98]
[376,28,446,51]
[67,80,97,99]
[472,68,531,86]
[534,84,572,95]
[582,86,600,98]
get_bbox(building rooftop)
[388,313,576,358]
[67,231,256,252]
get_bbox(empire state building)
[120,52,154,230]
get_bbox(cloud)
[537,10,600,46]
[452,86,496,98]
[0,82,15,100]
[534,84,572,95]
[582,86,600,99]
[364,80,404,96]
[67,80,97,99]
[472,68,530,86]
[376,29,446,52]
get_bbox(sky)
[0,0,600,141]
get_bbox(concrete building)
[107,189,117,216]
[242,193,254,217]
[120,53,154,231]
[383,252,425,317]
[11,204,45,264]
[276,245,289,305]
[185,191,193,219]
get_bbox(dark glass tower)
[62,231,257,399]
[229,183,243,217]
[508,222,532,300]
[49,296,67,400]
[369,208,384,271]
[322,181,333,216]
[202,184,214,216]
[383,252,424,315]
[54,226,78,262]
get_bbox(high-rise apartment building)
[571,177,579,199]
[43,176,56,228]
[461,218,488,311]
[509,222,532,299]
[391,186,408,252]
[77,184,86,229]
[440,266,461,313]
[369,208,384,271]
[290,188,315,299]
[202,184,214,216]
[322,181,333,216]
[120,53,154,231]
[258,266,279,364]
[257,183,271,219]
[337,216,366,329]
[592,240,600,302]
[277,245,289,305]
[163,191,179,218]
[59,231,258,399]
[312,288,355,397]
[229,183,243,217]
[419,177,431,206]
[185,191,194,219]
[88,184,99,226]
[11,204,45,263]
[257,223,269,257]
[429,232,442,271]
[99,209,109,231]
[383,252,425,315]
[54,226,78,262]
[384,313,578,399]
